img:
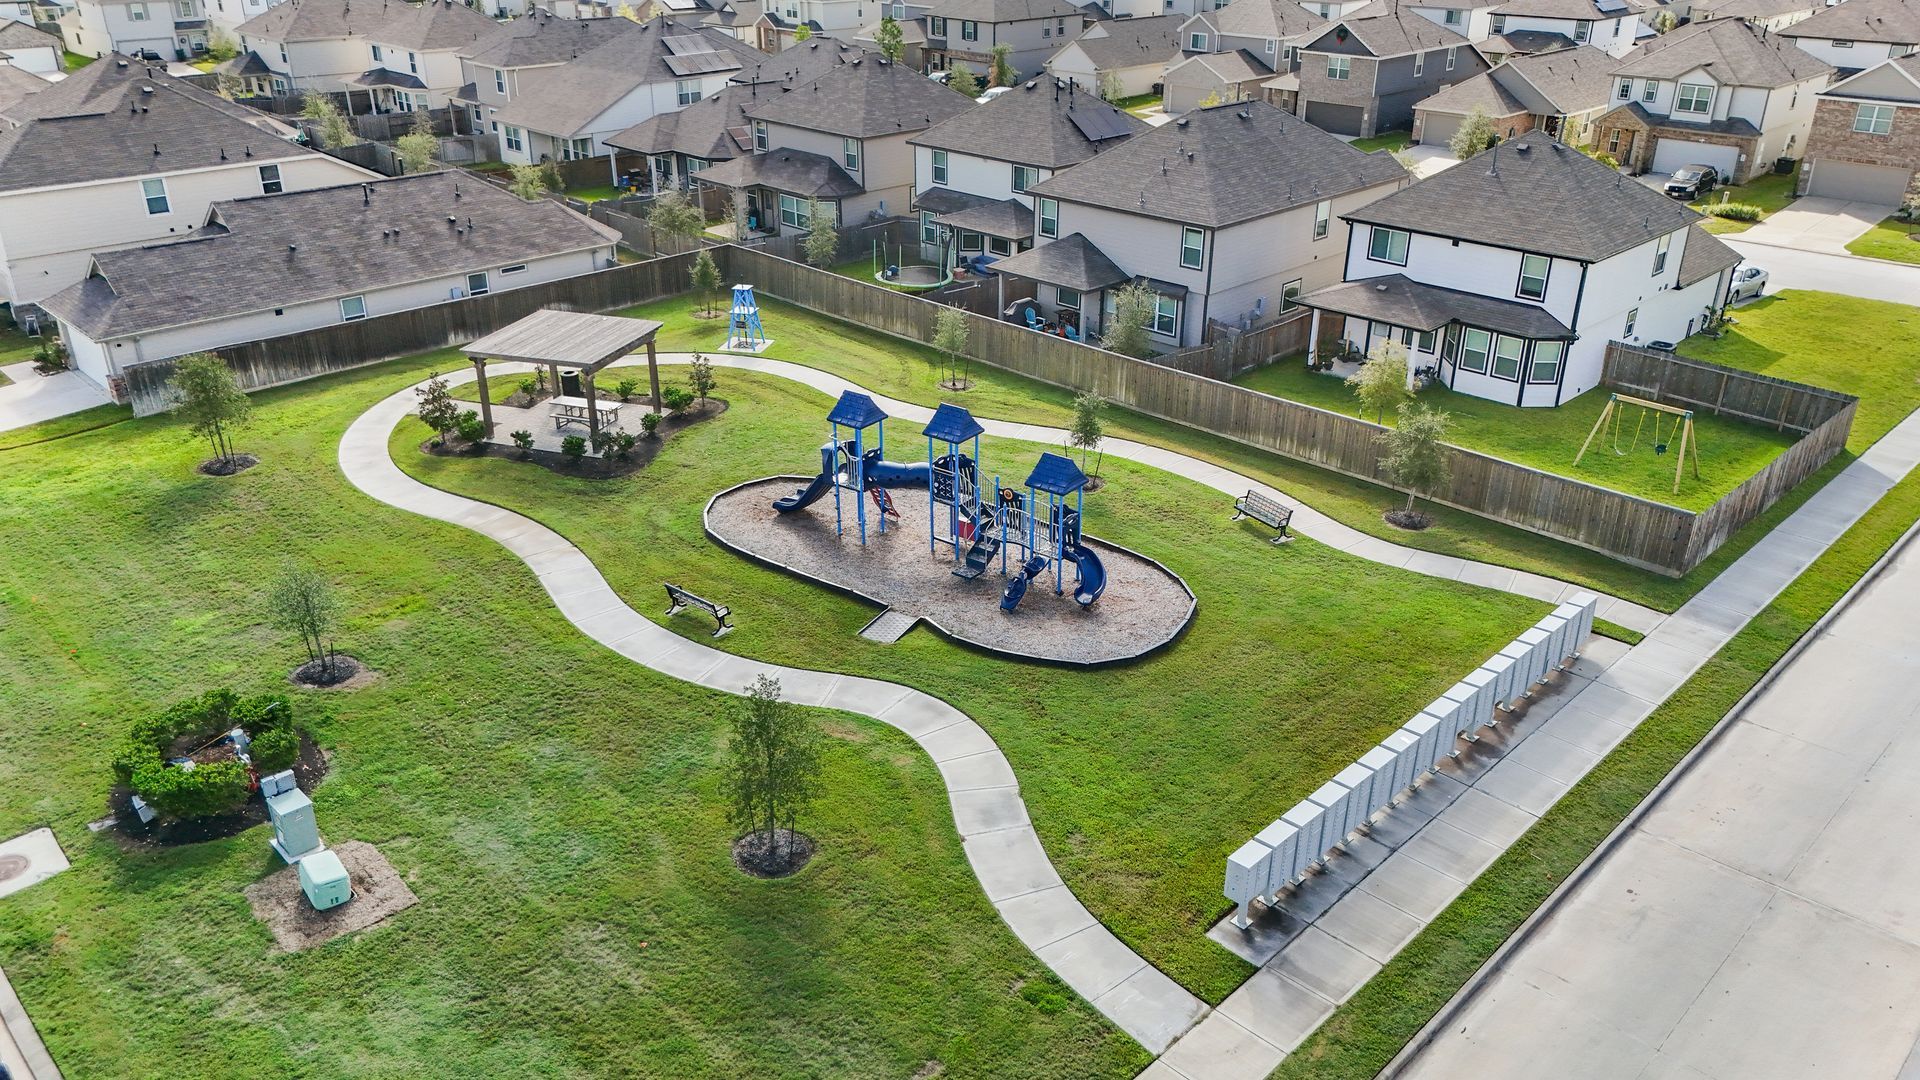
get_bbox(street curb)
[1727,232,1920,270]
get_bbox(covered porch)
[695,148,858,236]
[984,233,1132,344]
[348,68,432,115]
[913,190,1036,266]
[465,309,665,441]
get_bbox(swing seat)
[1655,443,1669,455]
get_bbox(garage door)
[1305,101,1364,136]
[1650,138,1741,179]
[1806,160,1912,204]
[1419,110,1463,147]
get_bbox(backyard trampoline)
[875,263,953,289]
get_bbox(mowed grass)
[1683,289,1920,450]
[1234,360,1793,511]
[1846,216,1920,265]
[1689,169,1798,234]
[1349,131,1411,153]
[0,356,1152,1079]
[410,366,1547,1001]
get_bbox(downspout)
[1197,227,1215,347]
[1555,260,1589,407]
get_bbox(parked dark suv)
[1663,165,1720,199]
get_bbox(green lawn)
[62,51,95,70]
[1682,289,1920,451]
[1845,216,1920,264]
[0,321,40,365]
[1689,168,1798,234]
[1108,92,1161,118]
[565,184,624,204]
[1273,421,1920,1080]
[1349,131,1412,153]
[0,355,1153,1079]
[1233,361,1793,512]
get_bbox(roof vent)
[1375,283,1388,292]
[288,244,298,254]
[1514,142,1530,153]
[1237,109,1250,119]
[152,143,161,155]
[447,215,458,225]
[116,59,129,68]
[1176,117,1189,126]
[141,85,155,94]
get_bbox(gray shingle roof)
[0,64,46,115]
[693,146,864,196]
[1482,29,1576,55]
[1303,0,1474,58]
[745,55,974,138]
[0,57,315,195]
[1781,0,1920,44]
[1172,48,1276,83]
[40,170,618,340]
[1821,53,1920,103]
[919,0,1084,23]
[936,197,1033,238]
[1692,0,1824,22]
[217,49,275,76]
[728,35,873,85]
[1611,16,1832,87]
[237,0,503,50]
[491,19,765,137]
[1490,0,1648,18]
[456,9,640,67]
[1610,99,1761,136]
[1027,99,1406,228]
[1490,44,1619,114]
[605,80,770,159]
[1416,67,1532,115]
[989,232,1129,290]
[1343,136,1703,262]
[909,76,1145,167]
[1052,15,1184,70]
[1300,274,1574,337]
[0,20,60,52]
[1677,224,1738,287]
[1207,0,1328,41]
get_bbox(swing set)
[1573,393,1702,494]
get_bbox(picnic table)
[549,395,619,432]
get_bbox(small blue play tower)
[1020,453,1087,597]
[826,391,889,544]
[922,403,986,559]
[726,283,768,352]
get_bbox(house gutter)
[1554,259,1589,407]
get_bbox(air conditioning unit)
[449,287,467,300]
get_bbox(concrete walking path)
[1144,407,1920,1079]
[338,353,1669,1055]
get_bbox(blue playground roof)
[922,403,985,444]
[827,391,888,429]
[1025,452,1087,495]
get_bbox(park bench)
[665,583,734,638]
[1233,490,1294,544]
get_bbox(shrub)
[511,429,535,458]
[454,409,486,442]
[662,386,695,414]
[250,726,299,773]
[1706,202,1763,221]
[516,376,539,400]
[614,432,638,460]
[640,412,661,439]
[115,690,301,819]
[561,435,587,461]
[614,377,641,402]
[589,427,616,460]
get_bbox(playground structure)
[774,391,929,544]
[977,453,1106,612]
[1572,392,1703,494]
[722,283,771,353]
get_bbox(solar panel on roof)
[665,51,736,75]
[1594,0,1629,13]
[1067,105,1134,143]
[661,34,713,52]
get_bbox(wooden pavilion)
[465,308,665,438]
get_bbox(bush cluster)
[1706,202,1763,221]
[113,689,303,819]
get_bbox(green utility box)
[298,850,351,911]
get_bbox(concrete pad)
[1737,632,1920,758]
[997,884,1097,952]
[0,828,68,900]
[1456,562,1518,593]
[1399,817,1504,883]
[1472,757,1574,817]
[822,675,911,717]
[1437,786,1539,848]
[1036,924,1146,1001]
[936,750,1019,791]
[1318,832,1392,887]
[962,825,1062,902]
[1568,636,1633,680]
[1404,550,1466,580]
[1095,965,1208,1055]
[1508,571,1569,603]
[1595,659,1687,705]
[1267,925,1381,1005]
[1357,851,1469,921]
[873,693,973,740]
[947,786,1030,837]
[1536,703,1635,758]
[1398,969,1660,1080]
[1137,1061,1187,1080]
[917,722,999,763]
[1208,896,1310,966]
[1364,771,1468,848]
[1628,638,1715,680]
[1156,1014,1285,1080]
[0,362,112,434]
[1316,880,1427,963]
[1564,680,1661,729]
[1215,967,1335,1054]
[1500,731,1601,786]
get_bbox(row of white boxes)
[1223,592,1598,928]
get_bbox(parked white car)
[976,86,1013,103]
[1730,265,1768,302]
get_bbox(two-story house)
[488,19,766,172]
[453,11,638,143]
[234,0,503,113]
[996,100,1407,347]
[1089,0,1211,20]
[697,55,974,233]
[60,0,212,61]
[1413,43,1617,144]
[1044,15,1184,98]
[0,20,63,74]
[905,0,1086,81]
[1164,0,1326,113]
[1796,54,1920,205]
[908,76,1144,265]
[1294,0,1491,137]
[1591,16,1832,180]
[1780,0,1920,76]
[1486,0,1644,59]
[0,58,376,328]
[1301,137,1740,406]
[1688,0,1824,33]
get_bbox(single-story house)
[1044,14,1183,97]
[1413,44,1618,146]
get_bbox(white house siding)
[1790,38,1913,71]
[1494,13,1640,56]
[1044,42,1165,97]
[63,0,181,59]
[0,154,373,308]
[762,123,918,220]
[507,75,733,166]
[67,246,612,393]
[913,144,1048,206]
[1754,74,1821,163]
[209,0,284,35]
[1,44,61,74]
[1408,4,1496,42]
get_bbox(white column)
[1307,308,1322,364]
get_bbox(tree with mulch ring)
[1379,402,1450,530]
[109,689,324,845]
[268,564,365,688]
[422,397,727,479]
[931,304,973,391]
[727,674,822,879]
[172,353,257,475]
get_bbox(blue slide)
[774,444,935,514]
[1000,556,1049,613]
[774,444,839,514]
[1066,542,1106,608]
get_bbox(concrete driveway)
[0,360,110,435]
[1735,195,1896,254]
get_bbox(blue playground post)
[727,284,767,351]
[825,390,889,544]
[1023,453,1089,596]
[921,403,986,560]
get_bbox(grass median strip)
[1269,460,1920,1080]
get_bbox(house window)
[1490,13,1504,32]
[753,121,768,151]
[372,43,383,61]
[961,19,978,40]
[1517,253,1549,300]
[177,0,192,15]
[1643,80,1656,103]
[931,149,949,184]
[843,137,860,170]
[1416,328,1436,353]
[1491,335,1523,379]
[494,69,505,94]
[1151,294,1178,336]
[686,158,708,176]
[1458,327,1491,372]
[1013,164,1040,192]
[407,51,418,74]
[340,295,367,321]
[1653,233,1671,275]
[1056,286,1081,309]
[141,177,169,215]
[779,193,811,228]
[1038,196,1058,238]
[1529,340,1563,383]
[1624,307,1638,338]
[1281,278,1303,311]
[677,80,702,106]
[258,163,282,194]
[394,91,414,112]
[929,15,946,34]
[1613,18,1621,36]
[1573,18,1591,41]
[128,2,147,20]
[504,125,524,152]
[1617,79,1632,101]
[1190,31,1207,49]
[1367,226,1409,265]
[1445,46,1455,70]
[1265,37,1276,54]
[1831,38,1852,48]
[1442,7,1460,24]
[1180,226,1204,269]
[1414,51,1424,76]
[279,44,288,63]
[1313,199,1330,240]
[921,210,938,244]
[1676,83,1713,114]
[466,271,490,296]
[959,231,983,252]
[563,137,593,160]
[988,236,1012,256]
[499,264,527,275]
[1327,55,1350,80]
[1854,103,1894,135]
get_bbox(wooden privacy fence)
[121,252,702,416]
[1158,311,1310,382]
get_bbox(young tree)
[802,198,839,266]
[688,246,723,315]
[1449,106,1496,161]
[688,353,717,403]
[395,111,439,174]
[931,304,971,388]
[875,14,905,62]
[171,353,251,466]
[508,162,551,200]
[1098,70,1126,104]
[989,43,1016,88]
[215,71,246,101]
[793,23,813,41]
[415,371,462,445]
[615,1,640,18]
[267,566,341,677]
[1197,89,1226,108]
[1103,281,1156,358]
[728,675,823,870]
[206,28,240,61]
[1346,338,1412,424]
[1069,390,1107,477]
[947,63,982,99]
[1379,403,1452,515]
[650,189,705,250]
[1652,9,1677,32]
[301,93,360,150]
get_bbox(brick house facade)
[1591,104,1764,178]
[1796,63,1920,206]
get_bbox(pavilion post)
[584,372,601,437]
[1307,309,1322,365]
[646,338,661,414]
[470,356,494,436]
